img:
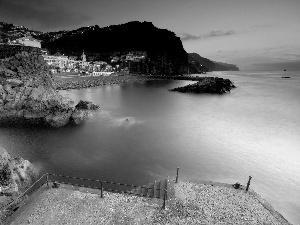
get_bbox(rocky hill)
[188,53,240,71]
[0,47,99,127]
[1,21,239,74]
[38,21,188,75]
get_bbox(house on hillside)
[124,52,146,62]
[125,53,134,61]
[111,56,120,63]
[42,54,68,69]
[13,36,41,48]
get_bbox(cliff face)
[40,21,188,75]
[0,146,37,195]
[0,50,91,127]
[188,53,240,72]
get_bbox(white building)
[81,51,89,67]
[13,36,41,48]
[42,54,69,68]
[42,51,90,70]
[92,71,113,76]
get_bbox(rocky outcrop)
[0,50,99,127]
[0,146,37,196]
[41,21,188,75]
[70,109,91,125]
[75,100,101,110]
[170,77,236,94]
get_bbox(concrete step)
[127,178,169,199]
[154,180,161,198]
[160,179,167,199]
[141,185,147,197]
[135,186,142,196]
[147,183,154,197]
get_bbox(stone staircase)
[127,178,173,200]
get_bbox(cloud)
[178,33,202,41]
[178,30,236,41]
[0,0,92,31]
[251,24,274,29]
[208,30,235,37]
[283,53,300,59]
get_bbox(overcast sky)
[1,0,300,71]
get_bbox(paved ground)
[5,181,291,225]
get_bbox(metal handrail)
[0,173,47,211]
[1,172,169,213]
[47,173,166,193]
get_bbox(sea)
[0,71,299,224]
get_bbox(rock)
[52,182,60,188]
[0,50,99,128]
[0,146,37,196]
[75,100,100,110]
[5,78,23,87]
[170,77,236,94]
[71,109,91,125]
[45,110,74,128]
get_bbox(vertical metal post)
[246,176,252,192]
[46,173,49,188]
[100,181,103,198]
[162,189,167,209]
[176,167,179,183]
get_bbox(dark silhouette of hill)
[40,21,188,75]
[1,21,239,74]
[189,53,239,71]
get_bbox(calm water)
[1,71,300,224]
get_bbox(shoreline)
[54,73,153,90]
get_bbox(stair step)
[160,179,167,199]
[141,185,147,197]
[135,186,142,196]
[127,189,135,195]
[154,180,161,198]
[147,183,154,197]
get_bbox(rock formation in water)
[75,100,101,110]
[170,77,236,94]
[0,146,37,196]
[0,50,98,127]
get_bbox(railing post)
[100,180,103,198]
[246,176,252,192]
[46,173,49,188]
[162,189,167,209]
[176,167,179,183]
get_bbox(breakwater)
[164,76,236,94]
[54,75,151,90]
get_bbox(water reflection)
[0,72,300,223]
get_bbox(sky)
[0,0,300,71]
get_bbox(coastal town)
[0,17,296,224]
[3,34,146,76]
